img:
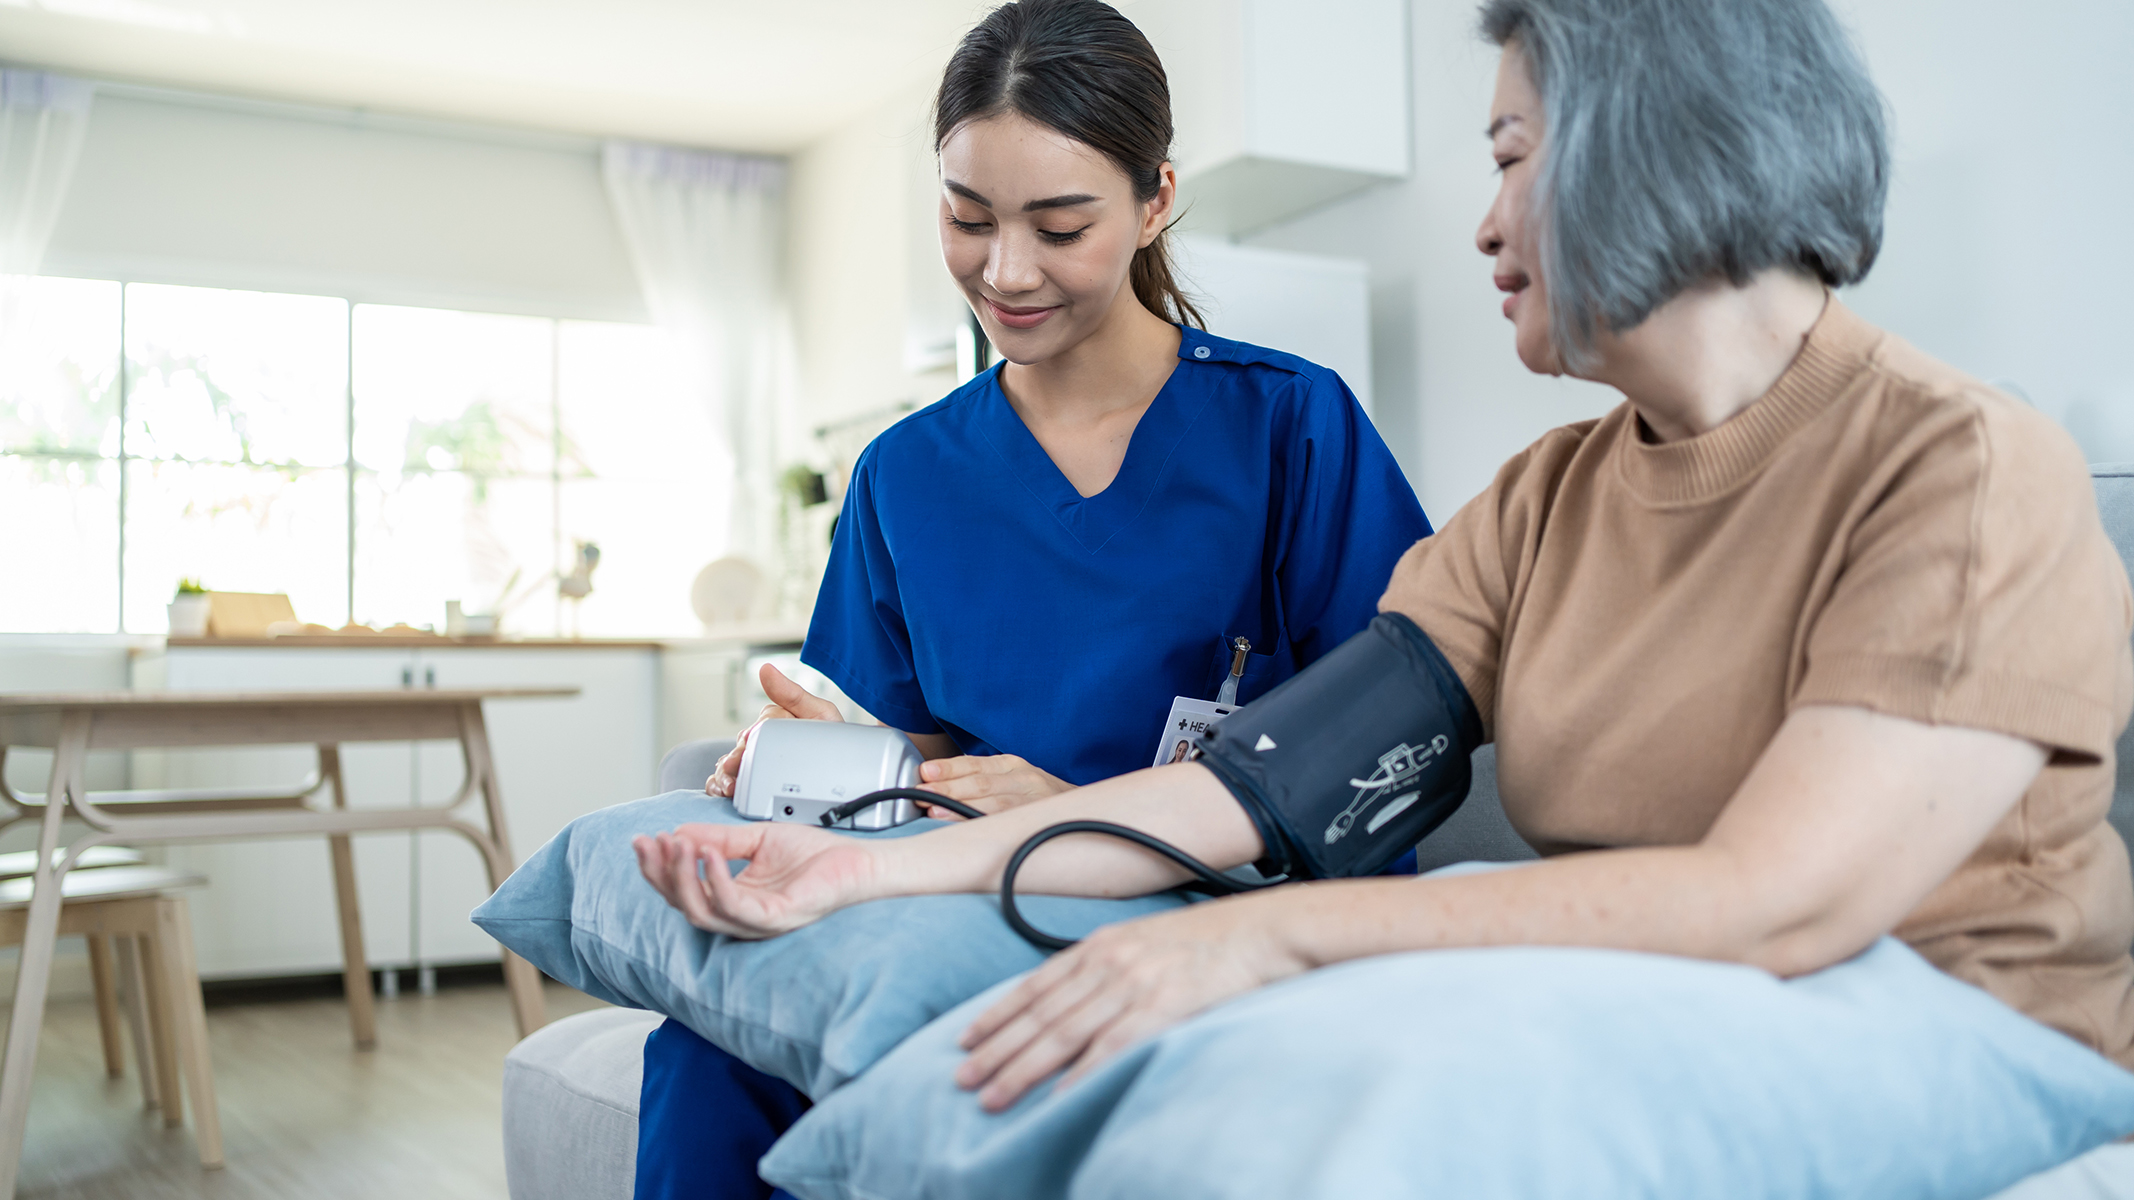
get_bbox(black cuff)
[1192,612,1483,881]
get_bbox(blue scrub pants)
[631,849,1418,1199]
[635,1018,807,1200]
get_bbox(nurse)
[632,0,1431,1196]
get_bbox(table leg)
[86,933,126,1079]
[321,745,378,1050]
[460,704,546,1038]
[153,896,223,1169]
[0,711,89,1198]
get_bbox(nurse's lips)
[985,297,1061,330]
[1495,272,1529,320]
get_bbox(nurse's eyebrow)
[1022,193,1099,212]
[943,179,1100,212]
[1486,114,1525,138]
[945,180,993,207]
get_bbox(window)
[122,283,351,634]
[0,276,711,636]
[353,305,556,635]
[0,276,122,633]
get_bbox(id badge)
[1152,696,1237,768]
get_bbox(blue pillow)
[761,938,2134,1200]
[471,791,1197,1097]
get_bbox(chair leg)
[152,896,223,1169]
[0,713,88,1199]
[115,934,162,1109]
[136,930,186,1127]
[86,933,127,1080]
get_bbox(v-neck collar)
[973,326,1219,554]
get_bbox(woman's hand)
[630,820,883,938]
[706,664,844,798]
[914,753,1073,819]
[954,895,1308,1111]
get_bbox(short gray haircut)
[1479,0,1889,365]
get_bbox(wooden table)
[0,687,576,1194]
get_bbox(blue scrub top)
[801,326,1432,786]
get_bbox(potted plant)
[168,579,211,638]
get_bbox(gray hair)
[1479,0,1889,366]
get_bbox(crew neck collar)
[1616,295,1879,505]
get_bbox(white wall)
[784,79,960,471]
[43,85,646,322]
[1173,237,1375,411]
[1246,0,2134,522]
[1833,0,2134,462]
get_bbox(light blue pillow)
[762,937,2134,1200]
[471,791,1197,1097]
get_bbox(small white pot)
[168,594,211,638]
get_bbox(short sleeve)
[1794,402,2134,762]
[1376,426,1588,739]
[1271,370,1434,668]
[799,449,943,735]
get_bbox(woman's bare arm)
[950,705,2046,1108]
[1253,705,2045,977]
[642,761,1259,938]
[653,704,2040,965]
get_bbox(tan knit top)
[1380,298,2134,1066]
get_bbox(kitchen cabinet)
[1138,0,1411,236]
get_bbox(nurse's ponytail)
[935,0,1207,330]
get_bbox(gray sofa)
[501,464,2134,1200]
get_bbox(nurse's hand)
[914,754,1072,819]
[631,820,880,938]
[953,894,1306,1112]
[706,665,844,798]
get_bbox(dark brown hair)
[934,0,1205,329]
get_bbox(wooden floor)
[11,978,609,1200]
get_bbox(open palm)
[633,820,880,939]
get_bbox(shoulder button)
[1192,346,1212,360]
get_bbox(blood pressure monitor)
[732,720,928,830]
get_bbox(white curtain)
[602,142,792,587]
[0,70,93,276]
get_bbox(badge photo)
[1153,695,1236,768]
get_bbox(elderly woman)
[636,0,2134,1186]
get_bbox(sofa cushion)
[501,1006,662,1200]
[657,739,735,796]
[1989,1141,2134,1200]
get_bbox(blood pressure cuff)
[1194,612,1484,880]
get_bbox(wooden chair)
[0,863,222,1169]
[0,848,147,1095]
